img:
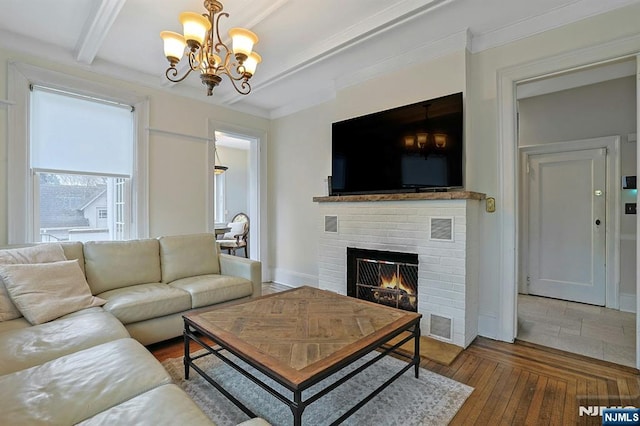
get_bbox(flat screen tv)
[331,92,463,195]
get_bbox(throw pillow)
[0,259,106,325]
[222,221,246,240]
[0,244,67,321]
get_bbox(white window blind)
[30,87,133,177]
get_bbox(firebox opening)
[347,247,418,312]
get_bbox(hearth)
[347,248,418,312]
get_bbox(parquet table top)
[185,286,421,388]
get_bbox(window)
[8,63,148,244]
[30,87,134,242]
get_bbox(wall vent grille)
[430,217,453,241]
[429,314,453,341]
[324,215,338,233]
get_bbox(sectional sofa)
[0,233,268,425]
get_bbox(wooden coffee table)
[183,286,422,426]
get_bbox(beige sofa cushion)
[59,241,85,274]
[169,274,253,308]
[77,384,214,426]
[0,260,106,325]
[98,283,191,324]
[0,244,67,321]
[0,338,171,425]
[159,233,220,283]
[0,308,128,375]
[84,239,161,294]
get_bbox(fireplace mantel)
[313,190,485,203]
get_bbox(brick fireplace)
[314,192,484,348]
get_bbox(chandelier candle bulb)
[160,31,186,65]
[242,52,262,77]
[229,28,259,61]
[179,12,211,48]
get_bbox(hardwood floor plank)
[475,365,517,425]
[562,378,577,426]
[497,371,532,426]
[523,375,548,425]
[512,372,539,425]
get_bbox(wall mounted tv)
[331,92,463,195]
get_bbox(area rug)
[162,352,473,426]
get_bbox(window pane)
[38,173,129,242]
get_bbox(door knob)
[595,219,601,225]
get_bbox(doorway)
[515,62,637,367]
[207,120,268,279]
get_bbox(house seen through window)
[31,86,133,242]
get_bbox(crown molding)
[470,0,640,53]
[75,0,128,64]
[269,87,336,119]
[221,0,456,105]
[335,29,470,92]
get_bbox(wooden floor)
[149,283,640,425]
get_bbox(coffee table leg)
[414,322,421,378]
[184,326,191,380]
[292,390,304,426]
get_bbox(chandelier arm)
[165,66,194,83]
[214,12,229,50]
[223,67,248,81]
[187,50,203,72]
[220,70,251,94]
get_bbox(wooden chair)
[218,213,249,257]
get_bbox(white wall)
[268,3,640,341]
[518,76,637,299]
[218,146,249,223]
[0,47,269,244]
[269,51,466,287]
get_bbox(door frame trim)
[519,137,621,309]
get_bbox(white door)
[528,148,607,305]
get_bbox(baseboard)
[271,268,318,288]
[619,292,637,313]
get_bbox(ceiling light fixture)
[214,147,228,175]
[160,0,261,96]
[404,104,448,155]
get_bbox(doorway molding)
[207,120,269,281]
[518,137,621,309]
[495,33,640,367]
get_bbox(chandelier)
[160,0,261,96]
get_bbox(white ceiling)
[0,0,637,118]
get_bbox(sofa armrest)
[219,254,262,297]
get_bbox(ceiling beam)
[75,0,128,65]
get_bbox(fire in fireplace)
[347,248,418,312]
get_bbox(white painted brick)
[440,257,466,268]
[319,199,479,348]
